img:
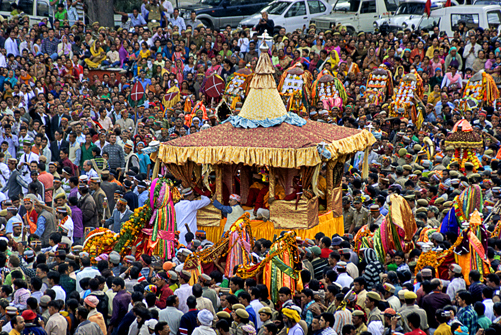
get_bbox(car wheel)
[273,27,281,35]
[201,19,214,30]
[347,27,356,35]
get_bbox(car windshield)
[200,0,222,6]
[418,16,440,30]
[266,1,292,15]
[395,3,425,15]
[474,0,501,4]
[333,0,355,12]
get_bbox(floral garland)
[83,227,118,257]
[414,233,464,275]
[82,178,180,259]
[491,222,501,238]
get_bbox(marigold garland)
[414,234,464,275]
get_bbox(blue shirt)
[34,215,46,237]
[169,16,186,31]
[137,152,151,174]
[128,13,146,27]
[138,190,149,207]
[245,305,257,326]
[6,216,21,234]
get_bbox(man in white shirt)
[175,187,210,245]
[249,288,265,328]
[5,30,20,57]
[335,262,353,289]
[76,256,101,293]
[48,270,67,301]
[463,34,481,70]
[176,270,194,313]
[17,141,39,193]
[159,294,184,335]
[83,160,99,179]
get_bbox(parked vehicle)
[0,0,50,26]
[373,0,459,34]
[177,0,271,30]
[239,0,332,34]
[417,5,501,37]
[310,0,399,34]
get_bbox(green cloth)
[54,10,67,27]
[477,316,491,330]
[80,142,97,169]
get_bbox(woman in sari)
[57,35,73,58]
[278,49,291,71]
[320,49,340,71]
[84,41,106,69]
[363,47,380,69]
[346,55,360,75]
[411,41,425,62]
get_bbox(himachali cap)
[370,205,379,212]
[6,306,17,315]
[383,283,395,293]
[168,271,178,280]
[56,207,68,214]
[90,177,101,183]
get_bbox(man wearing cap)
[101,196,130,234]
[123,143,140,173]
[78,183,99,230]
[137,181,149,208]
[90,177,110,220]
[365,292,383,325]
[399,291,429,333]
[84,295,107,335]
[342,197,355,234]
[18,141,39,192]
[213,194,245,232]
[175,188,210,246]
[22,310,45,335]
[56,206,74,242]
[349,197,368,235]
[368,205,383,226]
[352,310,367,335]
[154,272,174,309]
[5,206,22,235]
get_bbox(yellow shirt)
[426,45,440,59]
[9,329,21,335]
[434,323,452,335]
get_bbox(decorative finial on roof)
[258,30,272,51]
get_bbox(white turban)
[198,309,214,326]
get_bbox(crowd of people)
[0,2,501,335]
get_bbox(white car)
[239,0,332,34]
[374,0,459,34]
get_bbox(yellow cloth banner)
[199,211,344,242]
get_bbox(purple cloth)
[69,187,79,199]
[110,290,131,327]
[70,205,83,239]
[119,43,128,67]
